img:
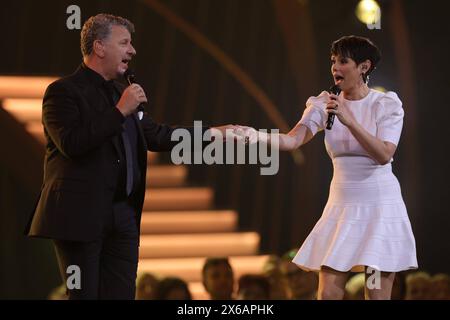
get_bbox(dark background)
[1,0,448,298]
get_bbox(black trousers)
[53,201,139,300]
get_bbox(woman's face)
[331,54,368,92]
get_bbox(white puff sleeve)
[297,91,329,136]
[376,91,404,146]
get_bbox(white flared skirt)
[293,157,418,273]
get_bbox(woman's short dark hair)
[331,35,381,82]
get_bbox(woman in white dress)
[236,35,418,299]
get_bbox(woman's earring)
[362,72,369,84]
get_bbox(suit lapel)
[74,66,109,114]
[95,86,111,113]
[111,135,122,158]
[73,65,124,158]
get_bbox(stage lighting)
[355,0,381,25]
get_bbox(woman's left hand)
[326,93,356,128]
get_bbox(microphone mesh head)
[124,68,135,84]
[329,84,341,95]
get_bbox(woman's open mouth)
[334,75,344,83]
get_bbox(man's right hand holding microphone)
[116,83,148,117]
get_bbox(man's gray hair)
[80,13,135,57]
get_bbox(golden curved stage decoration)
[141,0,304,164]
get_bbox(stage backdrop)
[1,0,449,298]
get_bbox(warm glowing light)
[372,86,387,93]
[355,0,381,25]
[0,76,57,98]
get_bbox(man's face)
[203,264,234,299]
[97,25,136,79]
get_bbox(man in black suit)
[25,13,233,299]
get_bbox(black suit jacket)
[25,64,207,241]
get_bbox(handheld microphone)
[326,84,342,130]
[124,69,145,119]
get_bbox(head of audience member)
[202,257,234,300]
[237,274,271,300]
[154,277,192,300]
[405,271,431,300]
[262,255,289,300]
[280,249,318,300]
[135,272,159,300]
[344,273,366,300]
[429,273,450,300]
